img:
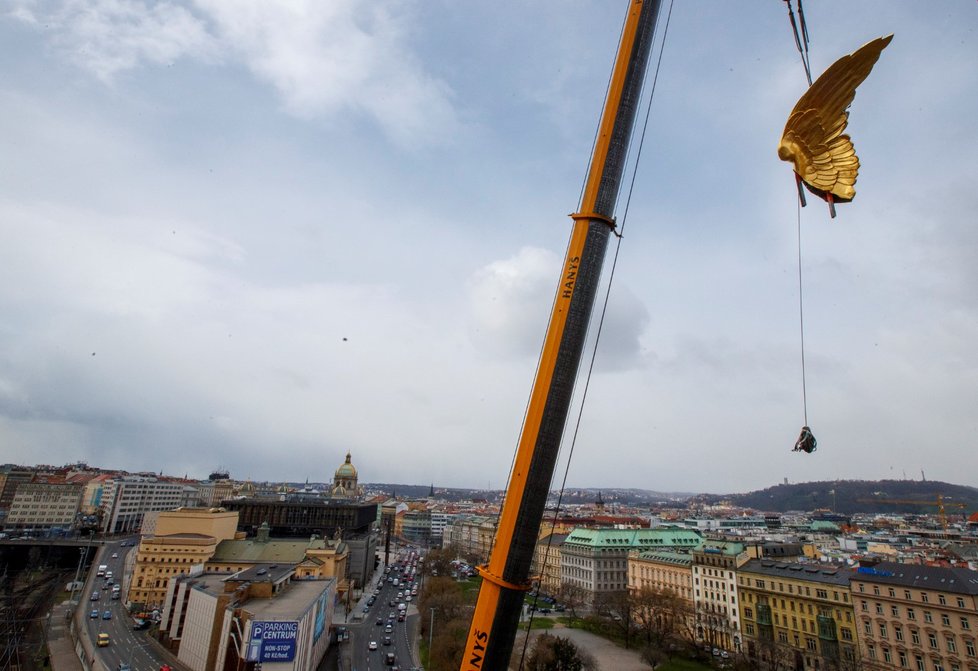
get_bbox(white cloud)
[34,0,217,80]
[9,0,457,146]
[466,247,559,359]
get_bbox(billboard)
[312,580,336,643]
[247,621,298,663]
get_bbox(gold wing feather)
[778,35,892,202]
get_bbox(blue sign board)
[248,621,298,663]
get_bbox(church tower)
[331,452,360,499]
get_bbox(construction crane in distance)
[856,495,968,530]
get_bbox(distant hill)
[692,479,978,515]
[299,479,977,516]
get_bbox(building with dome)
[221,451,377,587]
[331,452,361,499]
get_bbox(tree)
[631,586,685,650]
[593,590,636,649]
[418,577,467,627]
[558,582,589,623]
[516,632,598,671]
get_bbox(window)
[922,593,929,603]
[930,633,939,650]
[893,605,901,617]
[874,586,881,596]
[889,588,896,597]
[745,608,753,619]
[899,651,908,668]
[817,589,828,599]
[940,595,947,606]
[807,638,817,651]
[745,623,754,635]
[779,631,789,644]
[896,627,905,641]
[878,603,885,614]
[880,623,888,638]
[948,637,957,653]
[962,617,970,630]
[957,598,966,609]
[865,621,873,636]
[906,590,912,600]
[841,628,853,641]
[912,630,921,646]
[884,648,893,663]
[909,608,917,620]
[945,614,952,627]
[862,600,870,612]
[926,612,934,624]
[966,640,976,657]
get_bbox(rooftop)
[740,559,854,587]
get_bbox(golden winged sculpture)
[778,35,892,211]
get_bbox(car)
[383,636,392,646]
[397,613,405,622]
[385,624,393,634]
[405,595,412,602]
[133,619,150,631]
[117,664,131,671]
[91,592,100,601]
[160,666,173,671]
[111,552,119,559]
[367,596,376,605]
[368,641,378,651]
[385,652,397,666]
[97,633,110,647]
[102,610,112,620]
[376,618,384,626]
[539,607,550,614]
[396,592,403,599]
[90,609,99,619]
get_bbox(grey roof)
[852,561,978,595]
[740,559,854,587]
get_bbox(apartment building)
[738,559,859,670]
[692,540,748,652]
[561,527,703,603]
[100,476,193,533]
[853,561,978,671]
[443,515,498,562]
[5,482,84,531]
[628,550,694,604]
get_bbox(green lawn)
[519,617,556,630]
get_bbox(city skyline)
[1,2,976,492]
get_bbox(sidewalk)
[48,601,84,671]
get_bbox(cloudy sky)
[1,1,975,494]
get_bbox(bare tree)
[593,590,636,649]
[558,582,589,623]
[631,586,686,650]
